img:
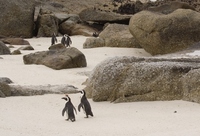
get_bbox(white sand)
[1,36,200,136]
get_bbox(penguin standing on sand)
[51,32,57,45]
[61,34,72,47]
[78,90,93,118]
[62,95,77,122]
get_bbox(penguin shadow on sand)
[61,90,94,122]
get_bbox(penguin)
[62,95,77,122]
[92,31,99,37]
[61,34,72,47]
[51,32,57,45]
[78,89,93,118]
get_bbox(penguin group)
[51,33,72,47]
[61,89,94,122]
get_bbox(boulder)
[0,0,35,37]
[83,24,141,48]
[1,38,30,45]
[11,50,21,55]
[58,13,97,36]
[23,47,87,70]
[129,9,200,55]
[18,45,34,50]
[0,82,11,97]
[84,56,200,103]
[99,24,141,48]
[0,77,13,84]
[48,43,66,50]
[147,1,195,14]
[83,37,105,48]
[79,8,132,24]
[0,41,11,55]
[36,8,59,37]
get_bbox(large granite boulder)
[79,8,132,24]
[84,56,200,103]
[23,47,87,70]
[36,8,59,37]
[58,14,97,36]
[0,0,35,38]
[129,9,200,55]
[83,24,141,48]
[0,41,11,55]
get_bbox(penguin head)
[62,97,70,102]
[78,90,86,98]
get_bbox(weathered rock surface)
[0,41,11,55]
[83,24,141,48]
[0,0,35,38]
[181,69,200,103]
[84,56,200,103]
[18,45,34,50]
[129,9,200,55]
[79,8,132,24]
[0,82,12,98]
[48,43,66,50]
[147,1,195,14]
[36,8,59,37]
[99,24,141,48]
[0,77,13,84]
[11,50,21,55]
[1,38,30,45]
[58,13,97,36]
[23,47,87,70]
[9,84,79,96]
[83,37,105,48]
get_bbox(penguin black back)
[62,95,77,122]
[61,34,72,47]
[78,90,93,118]
[51,32,57,45]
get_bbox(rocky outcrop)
[23,47,87,70]
[0,41,11,55]
[84,56,200,103]
[83,24,141,48]
[129,9,200,55]
[18,45,34,50]
[0,0,35,38]
[79,8,132,24]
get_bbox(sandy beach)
[1,36,200,136]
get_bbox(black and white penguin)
[61,34,72,47]
[62,95,77,122]
[78,90,93,118]
[51,32,57,45]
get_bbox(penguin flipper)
[78,103,83,112]
[62,107,67,116]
